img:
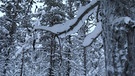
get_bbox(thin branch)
[96,2,100,22]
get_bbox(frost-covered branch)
[34,0,100,37]
[83,22,102,47]
[112,16,135,27]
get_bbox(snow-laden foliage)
[0,0,106,76]
[83,22,102,46]
[34,0,99,37]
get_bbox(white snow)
[34,0,98,37]
[32,1,44,13]
[0,2,5,17]
[76,0,97,18]
[60,8,95,37]
[25,34,31,41]
[34,18,77,33]
[83,22,102,46]
[1,26,9,33]
[124,17,131,24]
[112,16,135,28]
[0,12,5,17]
[121,56,127,60]
[33,19,41,26]
[112,16,135,25]
[15,43,30,57]
[117,67,122,72]
[15,46,23,57]
[62,0,67,4]
[107,65,114,73]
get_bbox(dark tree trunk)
[3,49,10,76]
[3,21,17,76]
[20,49,24,76]
[66,36,71,76]
[126,28,135,76]
[83,47,87,76]
[101,0,135,76]
[49,33,56,76]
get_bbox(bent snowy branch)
[83,22,102,47]
[34,0,100,36]
[112,16,135,27]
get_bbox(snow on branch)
[34,0,100,37]
[112,16,135,27]
[83,22,102,47]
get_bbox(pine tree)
[0,0,33,75]
[35,0,67,75]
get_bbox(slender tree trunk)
[79,24,87,76]
[66,49,71,76]
[56,35,62,76]
[126,28,135,76]
[49,38,54,76]
[80,25,87,76]
[83,47,87,76]
[66,36,71,76]
[101,0,135,76]
[20,50,24,76]
[49,33,55,76]
[3,21,16,76]
[3,49,10,76]
[65,1,75,75]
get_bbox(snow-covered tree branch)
[83,22,102,46]
[34,0,100,37]
[1,0,135,76]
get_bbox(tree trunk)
[101,0,135,76]
[20,49,24,76]
[3,48,10,76]
[126,28,135,76]
[66,36,71,76]
[83,47,87,76]
[49,33,55,76]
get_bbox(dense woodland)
[0,0,135,76]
